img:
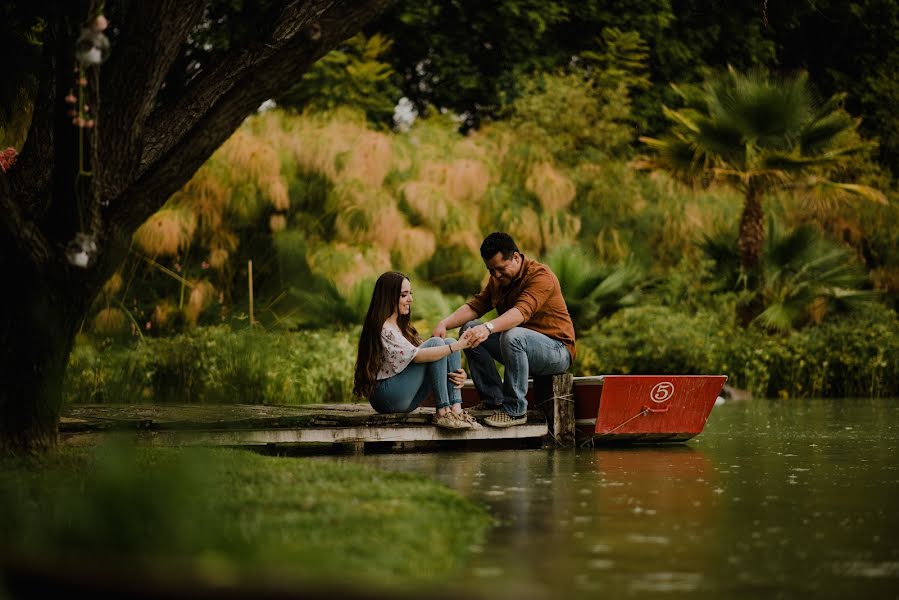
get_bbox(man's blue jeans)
[460,321,571,417]
[370,337,462,413]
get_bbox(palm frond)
[661,105,699,132]
[760,151,841,171]
[805,181,888,204]
[799,112,855,155]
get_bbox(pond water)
[330,399,899,598]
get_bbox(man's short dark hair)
[480,232,520,261]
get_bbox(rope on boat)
[604,406,651,434]
[534,393,574,447]
[534,392,573,410]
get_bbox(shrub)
[575,303,899,399]
[65,326,359,405]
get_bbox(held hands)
[453,331,474,351]
[464,324,490,349]
[447,368,467,389]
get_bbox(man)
[433,232,576,427]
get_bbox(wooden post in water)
[248,259,255,326]
[534,373,574,447]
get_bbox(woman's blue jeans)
[370,337,462,413]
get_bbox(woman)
[353,272,481,430]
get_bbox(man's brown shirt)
[466,256,576,360]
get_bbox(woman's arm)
[412,334,472,363]
[432,304,479,338]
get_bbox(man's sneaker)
[434,411,472,430]
[483,411,527,428]
[455,410,484,430]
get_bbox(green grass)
[0,446,491,589]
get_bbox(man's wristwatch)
[484,322,495,334]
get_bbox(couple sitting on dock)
[353,232,576,430]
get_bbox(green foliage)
[373,0,571,128]
[278,33,401,126]
[700,220,878,331]
[580,27,651,92]
[65,327,359,405]
[418,242,485,298]
[505,71,632,163]
[270,230,374,329]
[503,28,650,164]
[576,305,726,378]
[576,303,899,399]
[0,447,490,585]
[543,244,646,332]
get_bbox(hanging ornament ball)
[91,15,109,32]
[66,233,99,269]
[75,28,111,66]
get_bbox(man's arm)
[466,307,524,347]
[432,304,480,338]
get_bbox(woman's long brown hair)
[353,271,422,398]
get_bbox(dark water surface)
[330,399,899,598]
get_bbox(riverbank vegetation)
[0,445,490,588]
[68,61,899,400]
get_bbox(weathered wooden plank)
[59,422,549,447]
[60,404,545,433]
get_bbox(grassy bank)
[0,446,491,590]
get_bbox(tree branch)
[139,0,327,171]
[109,0,393,234]
[97,0,208,199]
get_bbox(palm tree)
[639,68,884,322]
[700,221,878,332]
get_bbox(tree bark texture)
[737,182,766,326]
[0,0,393,453]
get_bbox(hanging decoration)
[75,16,111,67]
[66,11,109,269]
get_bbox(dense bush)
[65,326,358,405]
[575,304,899,399]
[575,305,730,378]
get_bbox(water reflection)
[327,399,899,598]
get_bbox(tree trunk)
[737,183,765,326]
[0,261,87,454]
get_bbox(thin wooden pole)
[248,259,255,326]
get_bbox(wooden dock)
[59,403,550,450]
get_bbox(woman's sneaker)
[483,411,527,428]
[455,410,483,430]
[434,411,471,430]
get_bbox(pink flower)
[145,321,152,330]
[201,261,210,270]
[0,147,17,172]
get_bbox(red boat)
[573,375,727,443]
[460,374,727,444]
